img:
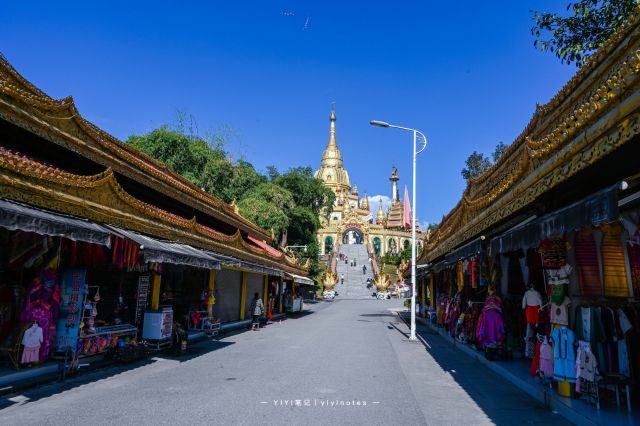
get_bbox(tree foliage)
[461,141,512,183]
[127,120,335,279]
[531,0,637,67]
[492,142,508,163]
[461,151,492,182]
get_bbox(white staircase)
[336,244,375,299]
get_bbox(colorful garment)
[476,295,506,349]
[574,228,602,296]
[19,269,60,360]
[550,296,571,326]
[552,327,577,383]
[600,223,630,297]
[539,235,570,269]
[539,342,554,379]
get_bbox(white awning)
[107,226,221,270]
[286,273,314,286]
[0,198,112,246]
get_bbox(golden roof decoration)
[423,7,640,262]
[0,55,273,243]
[0,147,309,275]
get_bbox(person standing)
[362,265,367,275]
[341,273,345,285]
[249,292,264,331]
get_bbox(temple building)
[314,108,422,256]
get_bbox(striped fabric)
[600,223,630,297]
[575,228,602,296]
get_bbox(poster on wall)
[54,269,86,354]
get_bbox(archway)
[342,227,364,245]
[372,237,381,256]
[324,236,334,254]
[403,240,410,250]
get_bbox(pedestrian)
[249,292,264,331]
[362,265,367,275]
[341,273,344,285]
[354,258,357,267]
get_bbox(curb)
[397,311,597,426]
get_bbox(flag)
[403,185,411,230]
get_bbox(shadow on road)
[392,311,565,426]
[0,339,234,411]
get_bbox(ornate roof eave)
[0,58,273,243]
[425,14,640,263]
[0,152,308,275]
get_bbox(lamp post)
[370,120,427,341]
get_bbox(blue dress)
[552,327,576,383]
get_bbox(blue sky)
[2,1,576,226]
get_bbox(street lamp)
[370,119,427,341]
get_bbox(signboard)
[54,269,86,353]
[135,275,150,325]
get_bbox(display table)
[77,324,138,358]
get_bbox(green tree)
[461,151,492,182]
[237,197,290,239]
[492,142,508,163]
[225,160,267,203]
[531,0,637,67]
[272,167,335,217]
[127,126,220,188]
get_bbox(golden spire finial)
[376,197,385,224]
[361,192,370,210]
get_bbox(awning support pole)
[151,273,161,310]
[240,271,247,320]
[207,269,215,317]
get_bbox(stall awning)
[203,251,284,277]
[444,237,483,264]
[0,198,112,246]
[491,183,620,254]
[107,226,221,270]
[286,273,315,286]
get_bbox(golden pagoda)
[314,107,350,198]
[314,107,422,257]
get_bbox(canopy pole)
[240,271,247,320]
[207,269,215,317]
[150,273,162,310]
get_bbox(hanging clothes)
[551,326,577,383]
[539,341,554,379]
[526,248,545,294]
[476,295,506,349]
[504,249,525,295]
[574,227,602,296]
[539,235,570,269]
[599,222,630,297]
[574,305,607,374]
[468,257,479,289]
[546,264,572,305]
[550,296,571,326]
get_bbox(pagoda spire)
[314,104,351,194]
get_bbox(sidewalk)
[0,312,295,398]
[399,312,638,426]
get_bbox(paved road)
[0,299,567,425]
